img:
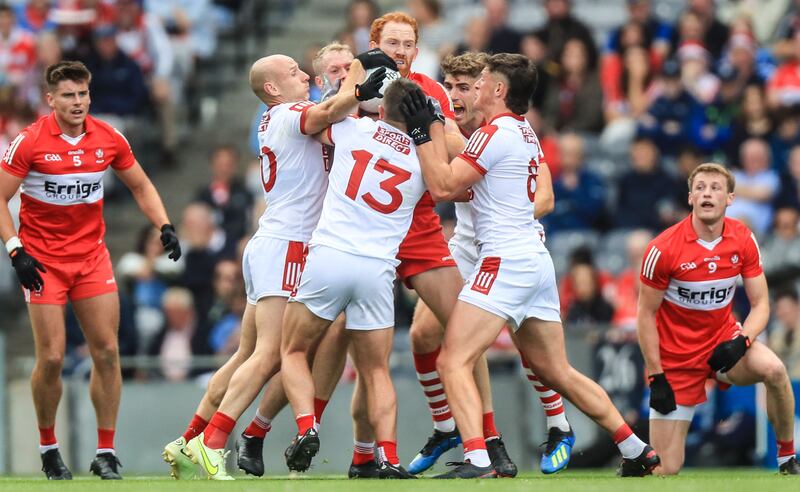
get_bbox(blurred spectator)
[115,0,177,164]
[678,41,719,106]
[195,144,253,243]
[151,287,196,381]
[602,45,657,150]
[726,84,773,167]
[674,145,704,214]
[543,133,605,232]
[769,288,800,378]
[608,230,653,336]
[770,108,800,173]
[604,0,671,62]
[117,224,184,355]
[146,0,217,60]
[767,30,800,109]
[558,246,614,318]
[671,0,729,60]
[637,59,694,156]
[179,202,228,354]
[726,138,780,235]
[482,0,520,54]
[454,16,490,55]
[533,0,597,70]
[761,207,800,285]
[565,262,614,326]
[721,33,766,98]
[338,0,378,55]
[772,0,800,60]
[84,24,149,119]
[407,0,456,56]
[526,108,561,178]
[13,0,55,34]
[20,31,62,115]
[719,0,787,45]
[687,63,736,153]
[0,4,37,88]
[207,259,246,355]
[775,145,800,209]
[542,38,604,133]
[614,136,682,231]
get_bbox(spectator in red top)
[0,5,37,88]
[14,0,56,34]
[542,38,604,133]
[768,31,800,109]
[609,230,653,337]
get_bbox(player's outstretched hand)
[355,48,398,71]
[708,335,750,373]
[647,373,676,415]
[355,66,387,101]
[10,247,46,291]
[160,224,182,261]
[400,87,439,146]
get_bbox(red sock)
[377,440,399,465]
[296,414,315,435]
[39,426,57,446]
[463,437,487,453]
[203,412,236,449]
[314,398,329,424]
[181,414,209,442]
[612,424,633,444]
[778,439,796,458]
[353,440,375,465]
[413,347,453,424]
[97,428,115,450]
[482,412,499,440]
[244,414,271,439]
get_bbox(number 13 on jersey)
[345,150,411,214]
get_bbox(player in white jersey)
[400,53,659,478]
[439,52,575,475]
[281,77,428,478]
[174,53,388,480]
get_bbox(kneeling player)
[637,163,799,475]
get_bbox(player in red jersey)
[342,12,517,476]
[0,61,181,480]
[637,163,800,475]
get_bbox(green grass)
[0,470,798,492]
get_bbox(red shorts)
[662,324,739,406]
[24,248,118,305]
[396,193,457,288]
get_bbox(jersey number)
[260,145,277,192]
[345,150,411,214]
[527,158,538,203]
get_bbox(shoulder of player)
[722,216,755,241]
[409,72,446,96]
[646,221,687,264]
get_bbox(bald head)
[249,54,307,104]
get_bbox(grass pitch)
[0,470,797,492]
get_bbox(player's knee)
[763,360,789,387]
[409,322,441,353]
[37,352,64,375]
[436,350,461,377]
[254,353,281,379]
[91,342,119,369]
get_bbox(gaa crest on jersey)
[731,254,739,264]
[95,148,104,159]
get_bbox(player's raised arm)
[114,161,181,260]
[401,87,481,201]
[534,161,554,219]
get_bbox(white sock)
[96,448,115,456]
[778,454,795,466]
[617,434,646,459]
[354,440,375,454]
[39,443,59,454]
[433,417,456,433]
[464,448,491,467]
[546,412,570,433]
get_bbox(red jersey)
[640,215,763,370]
[1,113,135,262]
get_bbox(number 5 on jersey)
[345,149,411,214]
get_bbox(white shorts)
[458,252,561,330]
[649,404,696,421]
[290,245,395,330]
[448,234,479,279]
[242,236,307,304]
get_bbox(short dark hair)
[485,53,538,115]
[381,77,421,124]
[441,52,487,79]
[775,287,799,304]
[45,61,92,91]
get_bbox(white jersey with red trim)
[457,113,548,257]
[453,125,546,245]
[255,101,330,242]
[640,215,763,369]
[310,117,425,265]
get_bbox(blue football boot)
[540,427,575,474]
[407,429,461,474]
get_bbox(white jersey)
[310,117,426,265]
[453,130,546,245]
[457,113,548,257]
[254,101,330,242]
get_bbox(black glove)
[648,373,676,415]
[355,66,387,101]
[355,48,398,71]
[426,95,446,124]
[10,246,46,291]
[400,87,439,146]
[708,334,750,373]
[160,224,182,261]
